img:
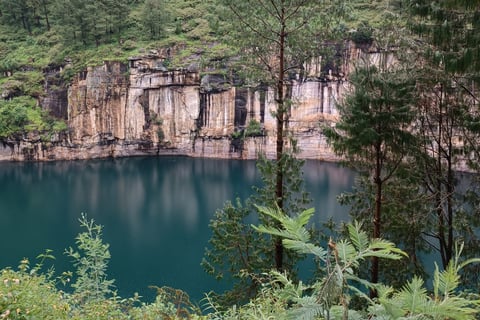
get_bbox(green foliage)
[371,244,480,319]
[51,0,130,47]
[12,71,44,97]
[0,215,204,319]
[0,97,30,139]
[209,210,411,320]
[324,65,417,169]
[0,257,70,319]
[351,22,373,45]
[324,63,418,290]
[0,96,67,141]
[1,212,479,320]
[130,286,203,319]
[244,119,262,137]
[202,198,272,306]
[338,173,431,287]
[139,0,170,40]
[255,208,406,313]
[406,0,480,272]
[203,152,311,306]
[230,120,264,140]
[208,206,480,320]
[171,0,218,41]
[253,152,311,221]
[65,213,115,305]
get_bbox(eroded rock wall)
[0,42,376,161]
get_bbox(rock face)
[0,42,377,161]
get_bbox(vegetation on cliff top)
[0,0,398,140]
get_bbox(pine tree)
[407,0,480,272]
[202,153,311,306]
[141,0,169,40]
[217,0,341,272]
[324,63,417,296]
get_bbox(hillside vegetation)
[0,0,401,143]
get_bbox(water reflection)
[0,157,355,302]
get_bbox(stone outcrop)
[0,42,378,161]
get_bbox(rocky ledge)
[0,42,380,162]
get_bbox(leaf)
[362,238,408,260]
[458,257,480,271]
[283,239,327,260]
[434,262,460,298]
[347,220,369,252]
[253,224,293,239]
[335,241,357,266]
[397,276,428,314]
[287,302,324,320]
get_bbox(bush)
[351,22,374,46]
[0,256,70,319]
[0,214,204,319]
[0,96,67,141]
[244,119,262,137]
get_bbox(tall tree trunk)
[436,85,454,269]
[370,143,382,298]
[42,0,50,31]
[445,118,454,267]
[274,6,286,271]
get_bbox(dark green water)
[0,156,354,302]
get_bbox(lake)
[0,156,355,302]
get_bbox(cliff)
[0,42,380,161]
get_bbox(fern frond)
[458,257,480,271]
[344,273,375,296]
[347,220,369,252]
[254,206,315,243]
[270,270,306,302]
[287,302,324,320]
[283,239,327,260]
[425,296,480,320]
[374,284,405,319]
[396,276,428,314]
[344,275,373,301]
[296,207,316,228]
[255,205,281,221]
[329,305,365,320]
[253,224,293,239]
[435,262,460,298]
[336,240,358,266]
[362,238,407,260]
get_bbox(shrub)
[65,214,115,305]
[0,255,70,319]
[351,22,374,46]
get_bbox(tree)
[34,0,51,30]
[202,152,311,306]
[407,0,480,272]
[324,63,417,296]
[65,214,115,304]
[218,0,340,272]
[338,172,431,289]
[140,0,169,40]
[0,0,34,32]
[51,0,130,46]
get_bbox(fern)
[347,221,369,252]
[240,206,480,320]
[287,302,325,320]
[253,207,409,319]
[371,243,480,319]
[253,205,326,261]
